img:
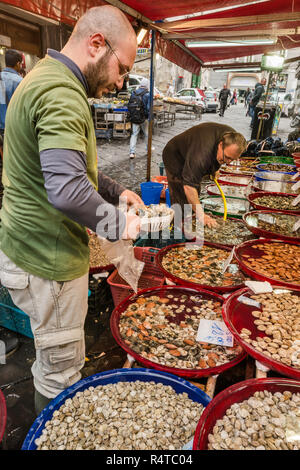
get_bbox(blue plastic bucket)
[22,368,211,450]
[165,188,171,207]
[140,182,163,205]
[256,163,296,175]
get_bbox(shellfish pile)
[161,245,244,288]
[119,293,243,370]
[35,381,204,450]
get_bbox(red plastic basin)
[243,210,300,243]
[234,238,300,290]
[193,378,300,449]
[217,175,252,187]
[110,285,246,378]
[222,286,300,379]
[156,242,246,293]
[248,191,300,215]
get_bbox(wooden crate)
[114,122,131,130]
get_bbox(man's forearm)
[40,149,126,241]
[183,185,204,218]
[98,171,126,204]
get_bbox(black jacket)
[251,83,265,107]
[219,88,231,102]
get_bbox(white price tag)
[291,180,300,191]
[237,295,261,308]
[196,319,233,347]
[222,247,235,274]
[292,194,300,206]
[292,171,300,180]
[292,218,300,232]
[244,280,273,294]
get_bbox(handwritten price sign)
[196,319,234,347]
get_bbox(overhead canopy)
[1,0,300,73]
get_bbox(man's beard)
[84,51,115,98]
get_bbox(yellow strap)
[214,177,227,221]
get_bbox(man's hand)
[120,189,144,208]
[122,213,141,240]
[203,214,219,228]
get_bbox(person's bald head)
[61,5,137,97]
[70,5,135,50]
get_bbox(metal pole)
[146,29,156,182]
[256,71,272,141]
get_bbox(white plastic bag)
[99,238,144,293]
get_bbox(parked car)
[127,84,163,97]
[174,88,206,112]
[126,74,163,96]
[269,92,295,117]
[204,90,218,113]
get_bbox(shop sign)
[0,35,11,47]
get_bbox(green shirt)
[0,56,98,281]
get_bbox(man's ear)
[87,32,106,58]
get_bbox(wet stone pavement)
[0,103,291,449]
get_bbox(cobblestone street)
[97,102,292,194]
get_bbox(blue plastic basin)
[255,171,297,183]
[256,163,296,175]
[22,368,210,450]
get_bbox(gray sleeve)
[40,149,126,242]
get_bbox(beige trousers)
[0,250,89,398]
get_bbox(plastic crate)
[0,285,33,338]
[107,247,165,307]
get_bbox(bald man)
[0,6,141,413]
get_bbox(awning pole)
[146,29,156,182]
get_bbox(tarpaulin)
[1,0,300,68]
[156,33,201,75]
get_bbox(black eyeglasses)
[222,147,236,163]
[105,39,130,79]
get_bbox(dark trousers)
[219,100,227,116]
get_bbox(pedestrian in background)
[166,82,174,97]
[249,77,267,128]
[0,49,23,137]
[244,88,250,107]
[128,77,150,159]
[230,88,237,105]
[218,83,231,117]
[246,89,254,116]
